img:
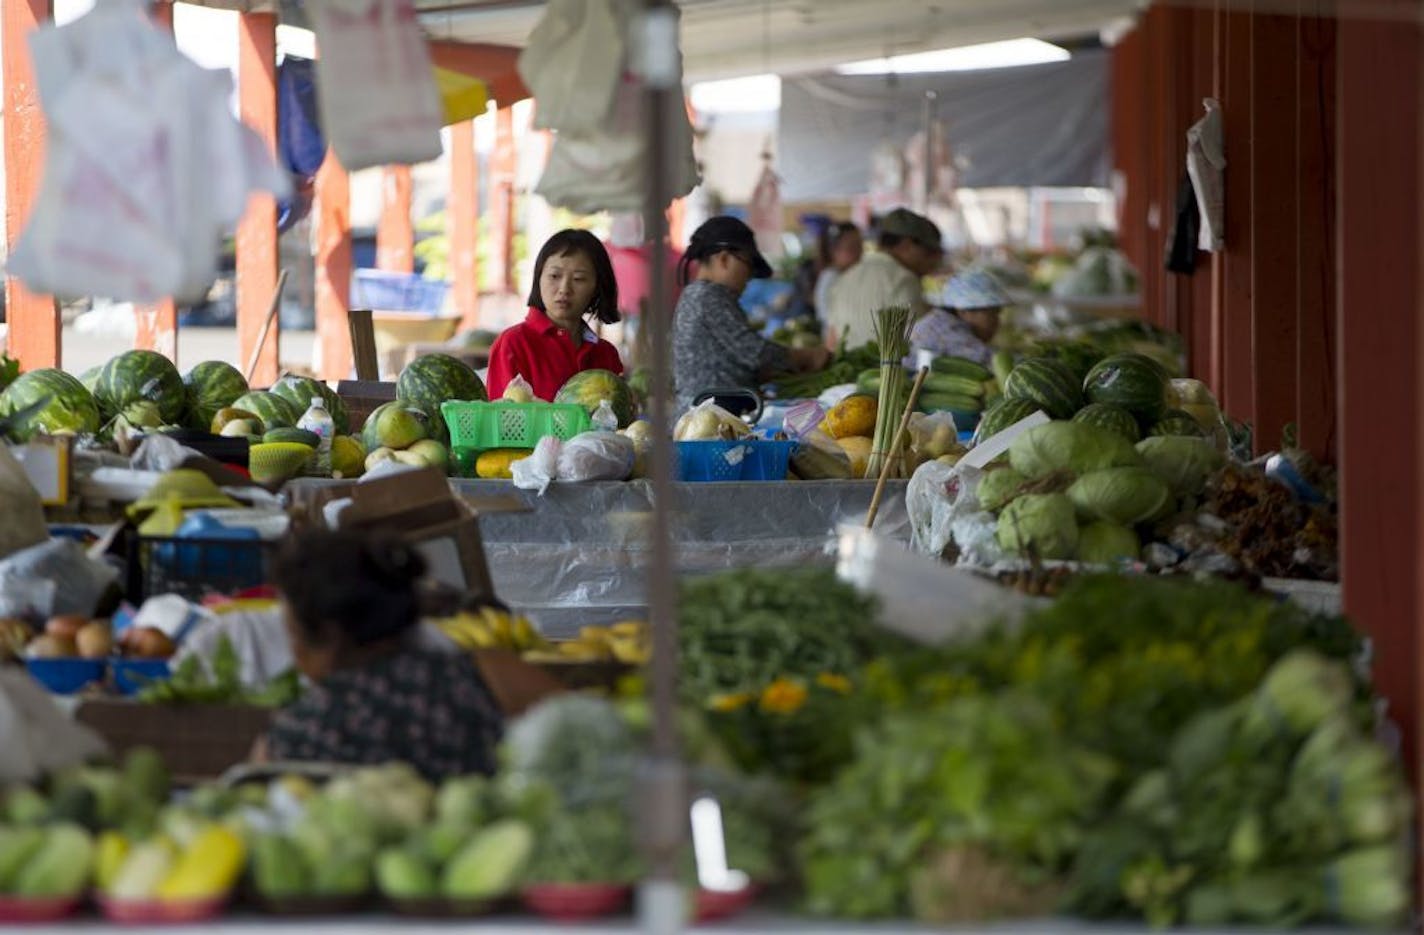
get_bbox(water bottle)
[297,396,335,475]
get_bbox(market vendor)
[259,529,504,780]
[824,208,943,350]
[486,229,625,401]
[907,269,1009,367]
[672,216,830,413]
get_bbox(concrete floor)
[57,325,319,378]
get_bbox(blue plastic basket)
[675,440,796,482]
[26,659,105,695]
[351,269,450,313]
[112,659,172,696]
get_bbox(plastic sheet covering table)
[443,479,909,636]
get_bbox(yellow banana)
[156,825,246,901]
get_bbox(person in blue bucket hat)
[907,268,1010,367]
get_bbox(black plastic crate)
[127,534,274,603]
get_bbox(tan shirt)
[823,252,927,350]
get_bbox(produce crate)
[675,439,797,482]
[74,700,274,785]
[442,400,591,454]
[127,534,273,603]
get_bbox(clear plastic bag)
[673,399,750,441]
[557,431,635,483]
[0,446,47,562]
[503,373,537,403]
[591,399,620,432]
[512,436,563,494]
[0,538,119,618]
[907,412,966,470]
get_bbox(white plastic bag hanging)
[307,0,444,171]
[1187,98,1226,252]
[518,0,626,133]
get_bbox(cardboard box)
[335,380,396,435]
[337,468,526,603]
[12,436,73,506]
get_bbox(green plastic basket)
[442,400,592,453]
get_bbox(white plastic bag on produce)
[557,431,635,483]
[0,539,118,619]
[0,669,108,784]
[908,458,1003,564]
[9,2,288,303]
[0,446,47,562]
[512,436,563,494]
[1187,98,1226,252]
[673,399,749,441]
[308,0,443,171]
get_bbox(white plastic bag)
[0,669,108,784]
[673,400,749,441]
[557,431,635,483]
[0,539,119,618]
[0,446,47,563]
[308,0,443,171]
[591,399,620,432]
[518,0,627,133]
[1187,98,1226,252]
[512,436,563,495]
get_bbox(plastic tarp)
[777,50,1110,201]
[454,479,911,636]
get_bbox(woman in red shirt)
[486,229,625,401]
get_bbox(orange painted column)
[236,12,280,387]
[449,120,481,328]
[134,0,179,362]
[377,166,415,273]
[314,150,352,382]
[1337,0,1422,778]
[491,106,517,294]
[2,0,59,370]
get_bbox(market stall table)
[289,479,910,636]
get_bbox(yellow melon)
[836,436,873,479]
[823,395,878,440]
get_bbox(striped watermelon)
[0,368,101,440]
[396,354,485,443]
[1001,358,1083,420]
[1150,409,1207,438]
[1071,403,1141,443]
[78,366,102,395]
[555,369,635,428]
[232,391,299,430]
[94,350,185,423]
[183,361,249,431]
[271,374,349,434]
[1083,354,1170,426]
[975,397,1042,442]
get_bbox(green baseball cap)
[880,208,943,253]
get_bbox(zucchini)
[918,392,984,414]
[930,355,993,381]
[923,373,986,398]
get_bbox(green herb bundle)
[866,306,913,479]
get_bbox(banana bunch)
[522,620,650,666]
[435,608,548,653]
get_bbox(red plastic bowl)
[695,884,759,923]
[522,883,630,922]
[98,896,227,925]
[0,895,81,923]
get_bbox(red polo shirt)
[486,307,625,402]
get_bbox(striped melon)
[232,391,300,430]
[183,361,249,431]
[1001,358,1083,420]
[975,397,1042,442]
[1083,354,1171,426]
[1072,403,1141,443]
[94,350,185,423]
[271,373,349,434]
[0,368,100,440]
[1150,409,1207,438]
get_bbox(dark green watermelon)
[1150,409,1208,438]
[232,391,299,430]
[78,366,102,395]
[1083,353,1171,426]
[183,361,249,431]
[94,350,185,423]
[975,397,1042,442]
[271,373,349,435]
[1072,402,1141,443]
[1001,358,1083,420]
[555,369,635,428]
[396,353,485,444]
[0,368,101,440]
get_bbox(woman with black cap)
[671,216,829,412]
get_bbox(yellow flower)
[815,673,853,695]
[709,691,754,713]
[759,678,809,715]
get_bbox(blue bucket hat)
[939,269,1010,311]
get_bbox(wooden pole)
[348,310,379,382]
[245,269,289,385]
[450,119,481,328]
[377,166,416,273]
[133,0,179,362]
[315,150,353,382]
[237,11,280,387]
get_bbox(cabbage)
[1067,467,1170,525]
[1076,521,1140,564]
[1010,421,1142,480]
[977,467,1027,512]
[1242,649,1354,741]
[995,493,1078,560]
[1135,436,1225,497]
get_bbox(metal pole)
[635,1,685,932]
[921,90,937,213]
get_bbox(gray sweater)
[672,280,790,412]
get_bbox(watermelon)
[1150,409,1207,438]
[0,368,101,440]
[78,366,102,395]
[362,401,430,452]
[232,391,299,430]
[396,354,485,444]
[183,361,249,431]
[1072,402,1141,443]
[554,369,635,428]
[1083,354,1170,426]
[94,350,186,423]
[1001,358,1083,420]
[271,373,349,434]
[975,397,1042,442]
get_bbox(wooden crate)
[75,699,274,785]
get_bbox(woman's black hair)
[677,233,740,287]
[273,529,426,649]
[527,228,621,325]
[818,222,861,266]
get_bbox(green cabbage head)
[1076,521,1141,564]
[995,493,1079,560]
[1009,421,1142,480]
[1067,467,1170,525]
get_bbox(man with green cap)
[823,207,944,351]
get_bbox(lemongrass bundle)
[865,305,914,480]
